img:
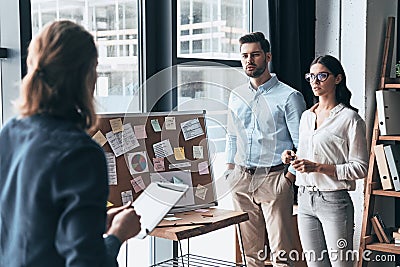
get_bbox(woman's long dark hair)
[311,55,358,113]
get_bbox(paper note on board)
[198,161,209,175]
[134,125,147,139]
[105,152,117,185]
[153,139,174,158]
[106,131,124,157]
[130,176,146,193]
[110,118,123,133]
[165,117,176,130]
[151,119,162,132]
[121,190,133,205]
[106,124,139,157]
[174,147,186,160]
[180,118,204,141]
[195,184,208,200]
[153,158,165,171]
[169,162,191,169]
[193,146,204,159]
[92,130,107,147]
[121,123,140,152]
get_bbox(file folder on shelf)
[376,90,400,135]
[374,144,394,190]
[370,217,384,243]
[383,144,400,191]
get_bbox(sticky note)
[134,125,147,139]
[174,147,186,160]
[165,117,176,130]
[198,161,209,175]
[110,118,123,133]
[130,176,146,193]
[92,130,107,147]
[193,146,204,159]
[153,158,165,171]
[121,190,133,205]
[151,119,162,132]
[195,184,208,200]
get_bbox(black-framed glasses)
[305,72,331,83]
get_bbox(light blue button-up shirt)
[226,74,306,168]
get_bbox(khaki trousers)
[228,167,294,267]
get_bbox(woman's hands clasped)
[281,150,318,173]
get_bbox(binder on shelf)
[383,144,400,191]
[376,90,400,135]
[370,217,384,243]
[374,144,394,190]
[373,213,394,244]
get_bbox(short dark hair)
[239,32,270,53]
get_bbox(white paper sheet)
[180,118,204,141]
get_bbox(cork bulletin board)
[89,110,217,212]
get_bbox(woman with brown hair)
[0,20,141,266]
[282,55,368,267]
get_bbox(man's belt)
[239,163,285,175]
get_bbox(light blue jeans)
[297,187,354,267]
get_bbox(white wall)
[316,0,397,266]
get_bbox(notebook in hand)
[132,182,189,239]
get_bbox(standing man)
[225,32,306,267]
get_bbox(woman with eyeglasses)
[281,55,368,267]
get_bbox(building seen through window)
[31,0,140,114]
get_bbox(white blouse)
[295,103,369,191]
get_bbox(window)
[0,59,2,127]
[176,0,250,261]
[30,0,141,114]
[177,0,249,59]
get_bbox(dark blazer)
[0,114,120,266]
